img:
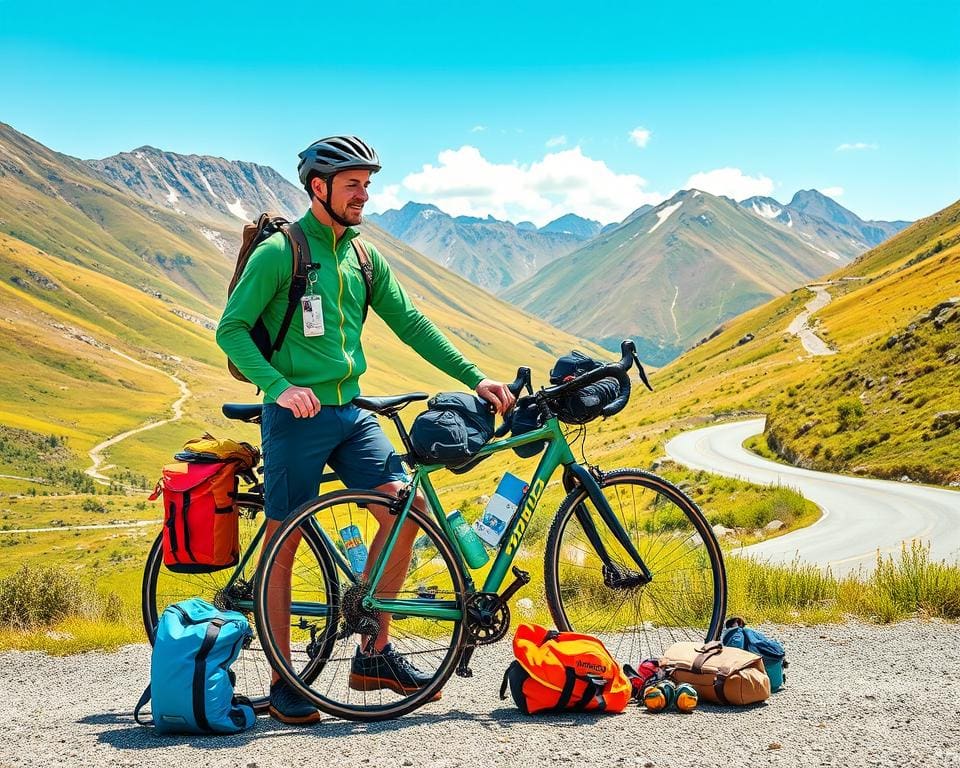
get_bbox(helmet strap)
[319,175,354,228]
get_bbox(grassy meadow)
[1,142,958,652]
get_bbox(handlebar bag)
[549,350,602,384]
[510,399,546,458]
[149,461,241,573]
[410,392,495,465]
[553,377,621,425]
[548,352,620,424]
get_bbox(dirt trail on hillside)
[787,284,835,356]
[84,348,190,485]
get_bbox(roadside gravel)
[1,620,958,768]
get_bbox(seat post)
[389,412,416,455]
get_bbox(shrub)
[0,564,122,629]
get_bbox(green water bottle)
[447,509,489,569]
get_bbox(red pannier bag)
[149,461,240,573]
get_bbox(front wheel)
[255,489,469,721]
[544,469,726,664]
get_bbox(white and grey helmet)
[297,135,381,188]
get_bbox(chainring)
[465,592,511,645]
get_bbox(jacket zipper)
[332,231,353,403]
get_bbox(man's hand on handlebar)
[475,378,516,416]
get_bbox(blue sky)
[2,0,957,225]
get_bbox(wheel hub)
[603,563,650,589]
[339,582,381,639]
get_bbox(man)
[216,136,514,724]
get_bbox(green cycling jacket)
[216,209,485,404]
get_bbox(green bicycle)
[253,340,727,721]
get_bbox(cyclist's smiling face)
[328,170,371,225]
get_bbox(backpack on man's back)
[224,213,375,384]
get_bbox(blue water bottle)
[339,524,368,576]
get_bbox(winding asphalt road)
[665,418,960,575]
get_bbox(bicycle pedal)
[499,566,531,602]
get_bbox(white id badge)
[301,294,324,337]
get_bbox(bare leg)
[261,517,302,684]
[362,480,424,652]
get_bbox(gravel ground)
[1,620,958,768]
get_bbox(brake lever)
[633,354,653,391]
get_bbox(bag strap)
[713,670,730,705]
[192,618,226,732]
[134,685,153,727]
[692,640,723,673]
[270,221,312,357]
[351,238,375,323]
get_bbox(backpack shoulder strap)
[270,221,312,355]
[351,238,375,323]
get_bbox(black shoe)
[268,680,322,725]
[349,643,442,700]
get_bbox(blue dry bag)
[134,598,256,734]
[722,616,788,692]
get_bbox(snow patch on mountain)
[751,201,781,219]
[200,227,228,255]
[137,152,180,205]
[649,200,683,234]
[421,209,438,220]
[197,169,217,198]
[226,198,249,221]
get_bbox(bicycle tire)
[544,468,726,664]
[141,493,337,713]
[255,489,469,721]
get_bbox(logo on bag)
[576,660,607,674]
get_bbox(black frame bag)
[410,392,495,466]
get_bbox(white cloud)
[629,127,652,148]
[546,135,567,148]
[368,183,405,214]
[684,167,775,201]
[369,145,663,226]
[470,125,487,133]
[821,186,844,197]
[836,142,878,151]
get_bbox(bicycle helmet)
[298,135,381,226]
[297,135,381,187]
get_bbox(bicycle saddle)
[353,392,428,415]
[222,403,263,422]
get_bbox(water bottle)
[339,524,368,576]
[474,472,527,548]
[447,509,489,569]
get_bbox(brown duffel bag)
[660,640,771,705]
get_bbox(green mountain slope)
[616,198,960,485]
[0,124,607,483]
[503,189,840,365]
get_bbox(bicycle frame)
[360,415,650,621]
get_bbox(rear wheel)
[141,494,336,712]
[545,469,726,664]
[255,489,468,721]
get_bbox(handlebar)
[493,339,652,437]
